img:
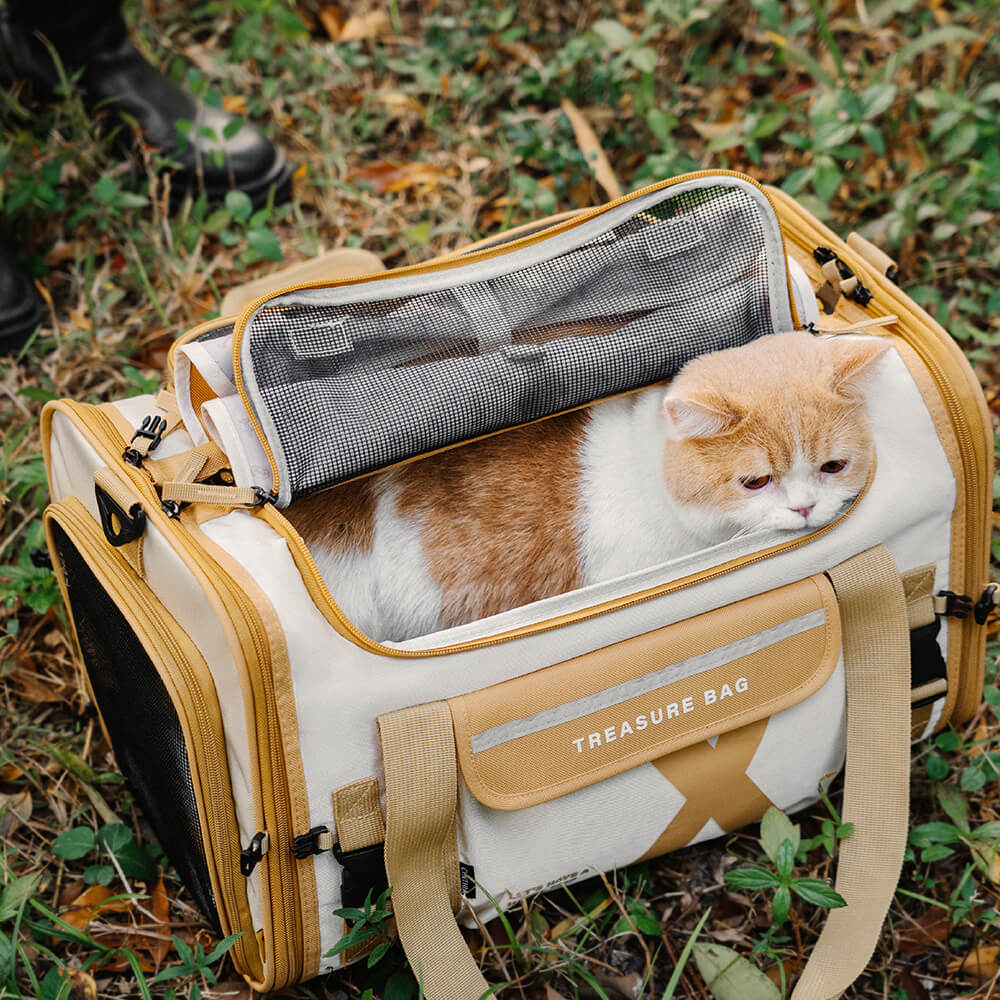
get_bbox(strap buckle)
[123,415,167,467]
[333,841,388,908]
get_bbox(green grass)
[1,0,998,997]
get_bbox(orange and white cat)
[285,331,888,642]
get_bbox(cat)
[283,331,888,642]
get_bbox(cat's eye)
[821,459,848,474]
[740,474,771,490]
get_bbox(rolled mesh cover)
[50,522,221,933]
[241,179,791,503]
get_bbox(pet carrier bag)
[41,171,994,997]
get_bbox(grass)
[1,0,998,997]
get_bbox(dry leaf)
[340,10,391,41]
[593,970,642,1000]
[947,945,999,982]
[69,309,93,332]
[374,91,424,118]
[222,95,248,115]
[897,908,950,955]
[203,980,255,1000]
[764,958,803,989]
[560,98,623,201]
[350,160,449,194]
[969,840,1000,885]
[319,5,344,39]
[58,968,98,1000]
[61,885,133,931]
[13,669,66,703]
[0,762,25,781]
[149,877,171,967]
[898,969,931,1000]
[0,790,33,837]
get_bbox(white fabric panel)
[456,762,683,924]
[745,661,847,813]
[47,412,105,515]
[200,396,274,490]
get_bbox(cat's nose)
[791,504,815,519]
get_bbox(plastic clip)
[333,841,389,908]
[973,583,999,626]
[123,415,167,467]
[95,483,147,547]
[292,826,334,859]
[240,831,269,877]
[936,590,973,620]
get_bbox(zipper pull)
[240,831,270,876]
[973,583,999,626]
[292,825,334,859]
[813,246,873,307]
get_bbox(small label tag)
[290,316,354,357]
[459,862,477,899]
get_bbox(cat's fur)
[285,331,888,642]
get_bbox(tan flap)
[449,574,841,811]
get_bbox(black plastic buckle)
[292,826,330,860]
[974,584,999,626]
[240,831,268,877]
[123,415,167,467]
[251,487,278,507]
[938,590,973,620]
[95,483,147,547]
[812,246,873,307]
[333,841,388,909]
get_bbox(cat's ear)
[828,338,890,398]
[662,393,741,440]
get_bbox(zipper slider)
[240,831,270,876]
[973,583,999,626]
[812,246,873,307]
[292,825,334,859]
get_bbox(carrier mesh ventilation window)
[50,523,221,932]
[241,179,790,502]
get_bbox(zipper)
[226,169,800,501]
[259,466,874,660]
[52,402,304,989]
[769,186,992,724]
[47,498,258,979]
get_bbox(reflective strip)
[470,608,827,754]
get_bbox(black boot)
[0,8,293,209]
[0,238,44,355]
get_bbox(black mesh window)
[244,183,780,502]
[50,522,221,932]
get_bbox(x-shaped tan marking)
[637,718,772,863]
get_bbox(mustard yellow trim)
[770,185,992,729]
[43,498,261,982]
[42,401,305,991]
[229,170,800,499]
[167,315,239,383]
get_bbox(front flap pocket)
[449,574,841,810]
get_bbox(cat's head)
[660,331,888,538]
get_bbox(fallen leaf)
[13,670,65,703]
[947,945,999,982]
[61,885,133,931]
[374,91,424,118]
[560,98,622,201]
[350,160,449,194]
[0,790,33,837]
[148,877,171,967]
[0,762,25,781]
[58,968,97,1000]
[897,908,950,955]
[221,95,247,115]
[764,958,803,989]
[203,980,255,1000]
[318,5,343,40]
[692,942,781,1000]
[340,10,391,41]
[593,971,641,1000]
[898,969,932,1000]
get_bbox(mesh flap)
[237,174,795,505]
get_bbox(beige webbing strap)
[160,481,261,506]
[333,778,385,853]
[378,702,487,1000]
[814,314,898,335]
[792,544,910,1000]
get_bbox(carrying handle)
[377,544,911,1000]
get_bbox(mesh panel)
[50,522,221,932]
[245,183,779,501]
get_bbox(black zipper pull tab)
[973,583,999,626]
[240,831,269,876]
[292,825,334,859]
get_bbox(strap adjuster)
[333,841,388,909]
